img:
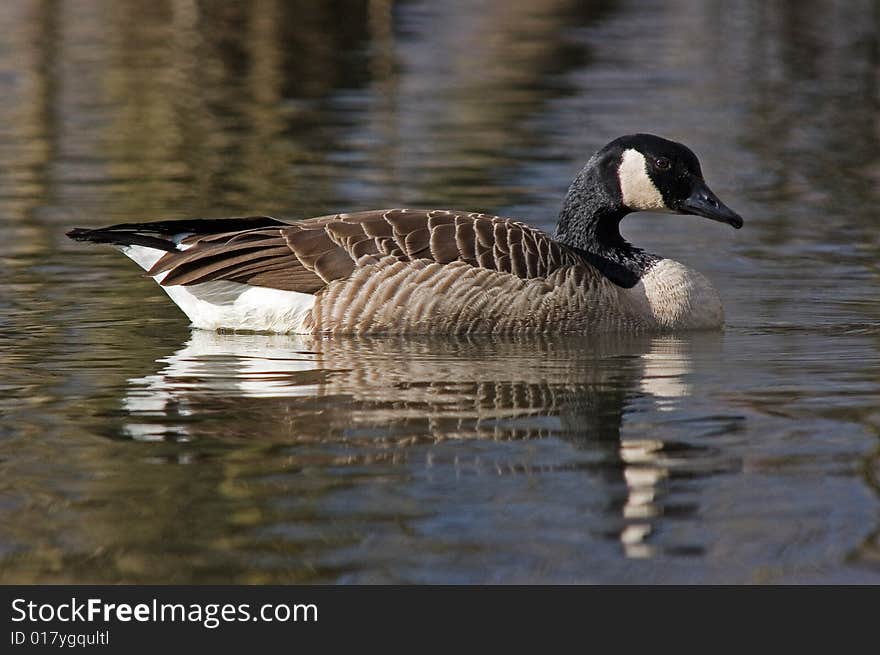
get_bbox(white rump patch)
[119,243,315,333]
[121,244,166,272]
[618,149,668,212]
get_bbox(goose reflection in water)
[122,332,734,560]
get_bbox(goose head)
[603,133,743,228]
[555,134,743,276]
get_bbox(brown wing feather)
[430,223,459,263]
[147,209,582,295]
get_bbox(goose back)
[148,209,584,291]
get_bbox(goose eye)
[655,157,671,170]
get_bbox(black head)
[596,133,743,229]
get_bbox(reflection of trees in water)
[3,0,878,242]
[742,1,879,230]
[0,0,621,231]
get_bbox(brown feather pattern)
[144,208,630,334]
[149,209,581,289]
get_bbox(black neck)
[553,165,660,288]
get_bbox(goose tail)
[66,216,316,332]
[66,216,290,271]
[66,216,287,249]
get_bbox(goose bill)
[679,180,743,229]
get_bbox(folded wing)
[147,209,584,293]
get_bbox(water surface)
[1,0,879,583]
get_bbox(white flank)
[119,244,315,333]
[617,149,668,212]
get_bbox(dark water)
[1,0,879,583]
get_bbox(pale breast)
[625,259,724,330]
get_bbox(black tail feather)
[66,227,178,251]
[66,216,289,251]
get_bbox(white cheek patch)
[618,149,669,212]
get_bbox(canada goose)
[68,134,742,335]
